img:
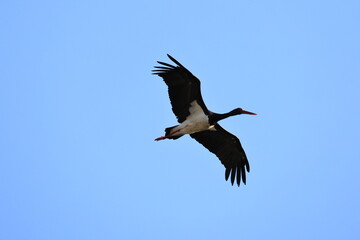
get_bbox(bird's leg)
[154,136,167,141]
[154,129,181,141]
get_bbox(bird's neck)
[209,110,238,125]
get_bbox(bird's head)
[232,108,257,116]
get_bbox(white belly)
[170,100,211,136]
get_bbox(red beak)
[241,109,257,115]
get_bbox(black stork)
[153,54,257,186]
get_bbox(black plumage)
[152,54,208,123]
[190,124,250,186]
[153,54,256,186]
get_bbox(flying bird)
[153,54,257,186]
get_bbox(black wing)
[190,124,250,186]
[152,54,209,123]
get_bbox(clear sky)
[1,0,360,239]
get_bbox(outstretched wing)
[190,124,250,186]
[152,54,209,123]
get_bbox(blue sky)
[1,0,360,239]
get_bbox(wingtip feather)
[242,167,246,184]
[236,166,241,186]
[225,168,231,181]
[246,162,250,172]
[230,167,236,185]
[157,61,176,68]
[167,54,185,68]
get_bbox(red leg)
[154,136,167,141]
[154,129,181,141]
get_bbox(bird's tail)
[165,126,183,140]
